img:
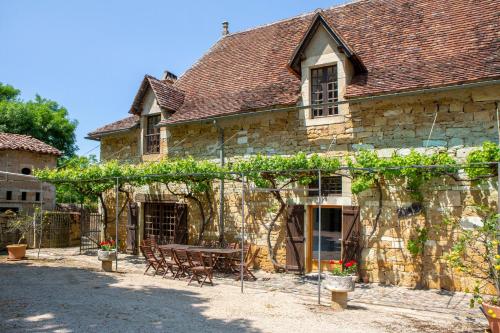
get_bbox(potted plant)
[97,239,116,272]
[3,210,34,260]
[445,207,500,333]
[323,260,358,292]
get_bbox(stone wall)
[0,150,58,212]
[99,129,140,163]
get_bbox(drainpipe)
[214,120,225,245]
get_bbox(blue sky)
[0,0,343,155]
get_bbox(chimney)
[161,70,178,83]
[222,21,229,36]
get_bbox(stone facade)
[99,83,500,292]
[0,150,58,213]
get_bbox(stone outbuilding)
[0,133,61,213]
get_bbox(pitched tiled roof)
[130,75,184,114]
[87,115,139,139]
[0,133,62,156]
[160,0,499,124]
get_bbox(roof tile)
[0,133,62,156]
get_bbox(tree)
[0,82,78,158]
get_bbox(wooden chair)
[233,244,260,281]
[187,251,213,287]
[142,237,159,250]
[171,249,192,279]
[157,247,178,279]
[140,245,165,277]
[225,242,239,249]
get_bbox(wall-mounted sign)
[397,202,423,218]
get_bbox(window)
[145,114,161,154]
[21,167,31,175]
[309,176,342,196]
[35,192,41,202]
[21,192,27,201]
[311,65,338,117]
[6,191,12,200]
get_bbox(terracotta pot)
[7,244,27,260]
[482,302,500,333]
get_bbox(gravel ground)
[0,253,487,333]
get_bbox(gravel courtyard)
[0,249,487,333]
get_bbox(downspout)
[214,120,225,245]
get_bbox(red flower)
[345,262,353,268]
[338,260,343,265]
[329,260,335,265]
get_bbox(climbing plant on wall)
[232,152,341,270]
[141,157,224,244]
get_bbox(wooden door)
[286,205,305,273]
[174,203,188,244]
[342,206,361,264]
[126,202,138,254]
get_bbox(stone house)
[0,133,61,213]
[87,0,500,291]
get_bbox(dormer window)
[145,114,160,154]
[311,65,338,117]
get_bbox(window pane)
[312,208,342,260]
[310,65,338,118]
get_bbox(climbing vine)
[35,142,499,272]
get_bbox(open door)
[286,205,305,273]
[342,206,361,264]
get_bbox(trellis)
[34,153,500,304]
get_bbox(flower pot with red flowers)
[97,240,116,272]
[444,207,500,333]
[323,260,357,292]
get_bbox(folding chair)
[158,247,179,279]
[187,251,214,287]
[233,244,260,281]
[171,249,192,279]
[140,245,165,277]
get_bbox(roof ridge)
[223,0,363,38]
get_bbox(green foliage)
[2,210,36,244]
[0,83,78,158]
[465,141,500,179]
[407,226,429,256]
[0,83,21,101]
[232,152,341,189]
[444,206,500,303]
[142,157,223,193]
[349,149,458,200]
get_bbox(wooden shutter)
[174,203,188,244]
[126,202,138,254]
[286,205,305,273]
[342,206,361,264]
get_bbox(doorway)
[308,206,342,272]
[143,202,187,245]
